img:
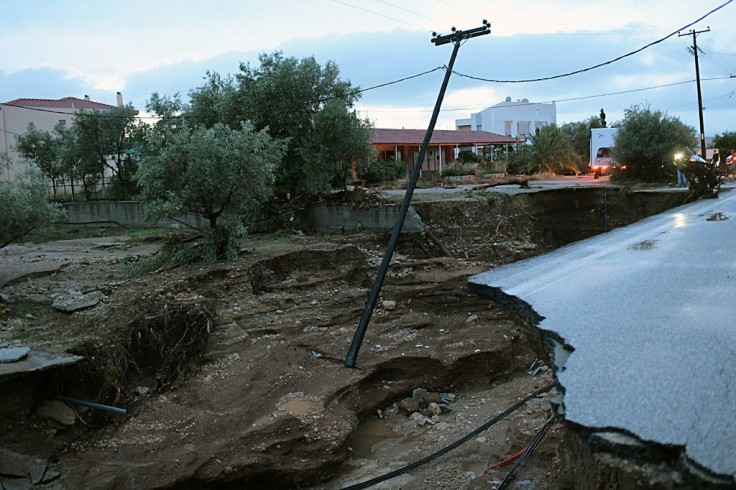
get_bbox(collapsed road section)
[468,192,736,489]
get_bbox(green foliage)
[75,105,141,199]
[509,126,578,175]
[0,173,66,249]
[358,159,405,184]
[713,131,736,162]
[136,122,287,260]
[15,123,64,192]
[559,115,605,172]
[187,51,366,197]
[441,162,479,177]
[612,105,695,181]
[681,159,722,199]
[303,100,375,191]
[457,150,482,164]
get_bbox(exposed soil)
[0,188,685,489]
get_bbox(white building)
[0,93,126,181]
[455,97,556,140]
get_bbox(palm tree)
[510,126,579,175]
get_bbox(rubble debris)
[0,346,30,363]
[52,290,106,312]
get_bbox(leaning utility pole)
[344,21,491,368]
[679,27,710,160]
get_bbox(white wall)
[455,98,556,139]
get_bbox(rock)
[135,386,149,396]
[410,412,429,427]
[441,393,456,403]
[0,346,30,363]
[37,400,76,426]
[397,398,422,414]
[427,402,442,416]
[437,403,453,413]
[52,290,106,313]
[465,314,479,323]
[424,392,442,404]
[412,388,428,401]
[381,300,397,310]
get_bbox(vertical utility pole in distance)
[679,27,710,160]
[344,21,491,368]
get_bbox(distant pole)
[344,21,491,368]
[679,28,710,160]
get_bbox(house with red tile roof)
[371,127,519,175]
[0,93,132,181]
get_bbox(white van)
[589,128,619,175]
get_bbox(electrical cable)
[452,0,734,84]
[3,66,446,121]
[496,413,556,490]
[340,382,555,490]
[331,0,433,31]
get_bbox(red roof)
[3,97,118,111]
[372,128,518,145]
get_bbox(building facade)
[455,97,556,140]
[372,128,519,176]
[0,93,126,181]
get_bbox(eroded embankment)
[0,188,689,489]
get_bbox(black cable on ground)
[341,382,555,490]
[496,413,557,490]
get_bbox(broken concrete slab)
[0,347,30,363]
[468,191,736,484]
[0,350,83,381]
[0,447,60,488]
[52,290,106,312]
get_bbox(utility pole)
[344,21,491,368]
[679,27,710,160]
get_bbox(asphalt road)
[469,189,736,481]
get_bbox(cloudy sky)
[2,0,735,135]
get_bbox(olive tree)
[612,105,694,181]
[0,171,66,249]
[137,122,287,260]
[187,51,365,197]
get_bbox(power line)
[4,66,446,121]
[452,0,734,84]
[356,75,734,115]
[374,0,434,21]
[331,0,432,31]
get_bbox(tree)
[136,122,287,260]
[74,105,141,199]
[559,115,606,173]
[509,126,579,174]
[14,123,63,196]
[187,51,364,197]
[612,105,695,181]
[0,172,66,249]
[713,131,736,160]
[304,100,374,192]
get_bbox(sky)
[2,0,736,137]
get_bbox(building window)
[58,119,67,127]
[504,121,512,136]
[476,124,482,131]
[517,121,530,137]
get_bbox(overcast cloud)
[2,0,734,134]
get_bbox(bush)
[457,150,482,164]
[441,162,479,177]
[358,160,405,183]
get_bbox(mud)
[0,188,686,489]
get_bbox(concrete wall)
[63,201,208,230]
[301,204,424,233]
[63,201,423,234]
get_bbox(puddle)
[347,417,401,460]
[282,397,316,415]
